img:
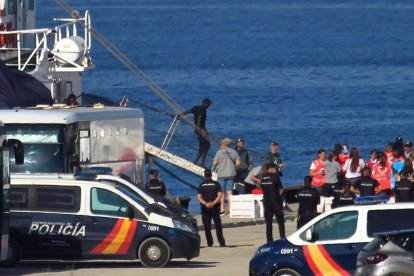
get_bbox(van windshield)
[115,184,149,208]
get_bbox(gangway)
[145,142,217,181]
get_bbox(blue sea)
[39,0,414,214]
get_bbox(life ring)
[5,22,17,47]
[0,23,5,47]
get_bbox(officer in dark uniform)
[332,181,356,208]
[394,170,414,202]
[196,169,225,247]
[145,170,166,197]
[296,176,320,229]
[352,166,381,196]
[260,163,285,242]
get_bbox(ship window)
[10,187,29,210]
[7,0,14,15]
[27,0,34,10]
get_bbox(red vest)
[372,163,391,190]
[311,160,325,186]
[338,153,349,168]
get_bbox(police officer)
[394,170,414,202]
[145,170,166,197]
[296,176,320,229]
[352,166,381,196]
[196,169,225,247]
[260,163,285,242]
[332,180,356,208]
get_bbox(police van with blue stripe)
[250,197,414,276]
[2,174,200,268]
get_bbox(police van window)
[10,187,29,210]
[115,184,149,208]
[34,186,80,213]
[367,209,414,237]
[91,188,131,218]
[310,211,358,241]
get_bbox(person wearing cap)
[394,169,414,202]
[352,165,381,197]
[234,138,251,189]
[145,169,167,197]
[181,98,212,168]
[393,136,404,158]
[260,163,285,242]
[212,138,240,215]
[265,141,285,174]
[404,141,413,159]
[331,181,356,208]
[196,169,225,247]
[296,176,320,229]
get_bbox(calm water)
[39,0,414,213]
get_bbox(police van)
[3,175,200,268]
[249,201,414,276]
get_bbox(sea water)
[39,0,414,213]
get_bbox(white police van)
[250,199,414,276]
[4,175,200,268]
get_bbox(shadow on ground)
[0,260,218,275]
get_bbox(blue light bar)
[354,195,390,205]
[85,167,113,175]
[74,172,97,181]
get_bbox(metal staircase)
[145,142,217,181]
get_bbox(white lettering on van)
[148,225,159,232]
[29,222,86,236]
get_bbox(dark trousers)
[264,200,285,242]
[297,210,317,230]
[195,134,211,166]
[201,205,225,246]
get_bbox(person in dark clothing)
[144,170,166,197]
[181,98,212,168]
[332,181,356,208]
[394,170,414,202]
[265,141,285,176]
[352,166,381,196]
[196,169,225,247]
[234,138,251,185]
[296,176,320,229]
[260,163,285,242]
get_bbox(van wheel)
[0,240,21,267]
[138,237,170,268]
[272,268,300,276]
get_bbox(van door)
[303,211,365,275]
[29,185,84,259]
[84,187,141,258]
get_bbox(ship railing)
[0,10,91,72]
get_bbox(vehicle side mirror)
[127,206,135,220]
[305,228,315,242]
[7,139,24,165]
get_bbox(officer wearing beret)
[197,169,225,247]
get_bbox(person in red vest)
[309,149,326,194]
[366,149,379,170]
[372,154,391,196]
